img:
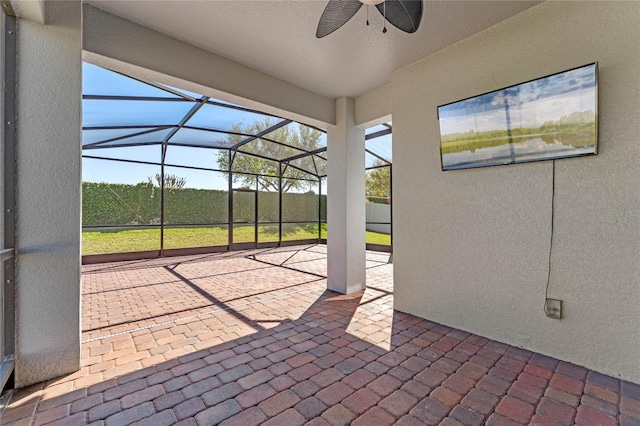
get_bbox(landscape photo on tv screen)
[438,63,598,171]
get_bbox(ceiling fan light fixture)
[316,0,422,38]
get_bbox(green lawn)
[366,230,391,246]
[82,224,390,255]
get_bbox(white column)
[327,97,366,294]
[15,2,81,387]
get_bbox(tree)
[366,160,391,199]
[216,118,323,192]
[148,173,186,189]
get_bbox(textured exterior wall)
[355,83,391,127]
[15,2,82,387]
[392,1,640,382]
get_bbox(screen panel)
[282,180,320,223]
[82,158,162,255]
[281,222,320,242]
[83,99,194,127]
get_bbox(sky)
[82,63,391,189]
[438,64,597,136]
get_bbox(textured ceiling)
[88,0,541,99]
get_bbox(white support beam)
[15,0,81,387]
[355,83,392,128]
[10,0,45,24]
[327,97,366,294]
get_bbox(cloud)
[438,65,596,136]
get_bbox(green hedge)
[165,187,228,224]
[83,182,161,226]
[82,182,327,226]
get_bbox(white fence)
[366,202,391,234]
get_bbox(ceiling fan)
[316,0,423,38]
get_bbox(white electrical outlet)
[545,298,562,319]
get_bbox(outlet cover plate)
[545,298,562,319]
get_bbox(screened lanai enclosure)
[82,63,392,261]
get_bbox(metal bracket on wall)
[1,9,17,392]
[0,2,15,17]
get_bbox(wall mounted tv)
[438,63,598,171]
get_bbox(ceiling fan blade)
[376,0,422,33]
[316,0,363,38]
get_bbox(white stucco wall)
[392,1,640,382]
[355,83,391,128]
[15,2,81,387]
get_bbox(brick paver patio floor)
[1,244,639,425]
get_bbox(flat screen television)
[438,63,598,171]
